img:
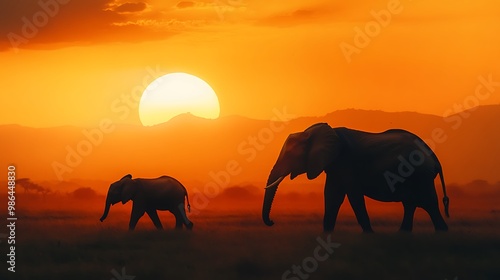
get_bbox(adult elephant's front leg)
[129,203,145,231]
[347,192,374,233]
[323,175,346,232]
[399,201,416,232]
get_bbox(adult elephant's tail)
[438,168,449,218]
[428,144,450,218]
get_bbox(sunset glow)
[1,1,499,279]
[1,1,499,127]
[139,73,220,126]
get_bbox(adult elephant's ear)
[120,175,135,204]
[305,123,340,180]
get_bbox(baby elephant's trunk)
[100,200,111,222]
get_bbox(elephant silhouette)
[100,174,193,231]
[262,123,449,233]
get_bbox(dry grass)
[1,192,499,280]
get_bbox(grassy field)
[1,194,499,280]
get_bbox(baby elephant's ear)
[121,174,132,180]
[121,179,136,204]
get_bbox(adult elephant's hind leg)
[174,203,194,230]
[419,184,448,232]
[399,201,416,232]
[347,192,374,233]
[171,210,183,229]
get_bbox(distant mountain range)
[1,105,499,194]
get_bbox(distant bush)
[71,187,97,200]
[16,178,50,194]
[221,185,260,199]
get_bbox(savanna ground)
[1,188,499,280]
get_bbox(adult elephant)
[100,174,193,231]
[262,123,450,233]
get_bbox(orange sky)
[1,0,500,127]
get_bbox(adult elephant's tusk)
[265,176,285,189]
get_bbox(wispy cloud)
[256,5,339,27]
[176,1,196,9]
[0,0,249,51]
[1,0,499,51]
[107,1,149,14]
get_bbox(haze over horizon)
[1,106,498,185]
[2,105,498,129]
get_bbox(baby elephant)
[100,174,193,230]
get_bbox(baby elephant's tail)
[185,190,191,213]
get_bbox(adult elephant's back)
[335,128,440,177]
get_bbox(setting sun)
[139,73,220,126]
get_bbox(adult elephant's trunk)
[100,199,111,222]
[262,175,285,226]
